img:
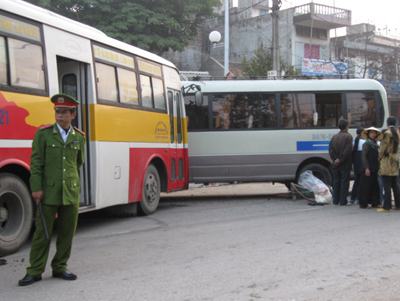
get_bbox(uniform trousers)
[27,204,78,276]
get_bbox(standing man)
[19,94,85,286]
[350,127,364,205]
[329,118,353,205]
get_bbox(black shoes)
[18,274,42,286]
[52,271,77,281]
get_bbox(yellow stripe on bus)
[3,92,53,127]
[90,104,172,143]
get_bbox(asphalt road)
[1,183,400,301]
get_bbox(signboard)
[301,58,348,76]
[0,14,41,42]
[93,45,135,69]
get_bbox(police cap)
[50,94,79,108]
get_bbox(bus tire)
[0,173,33,256]
[298,163,332,186]
[139,165,160,216]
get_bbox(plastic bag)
[298,170,332,204]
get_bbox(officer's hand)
[32,191,43,204]
[365,168,371,177]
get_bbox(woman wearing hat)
[359,126,381,208]
[378,116,400,212]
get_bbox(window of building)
[117,68,138,105]
[304,44,320,59]
[8,39,45,90]
[346,92,383,127]
[96,62,118,102]
[296,26,328,40]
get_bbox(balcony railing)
[293,3,351,29]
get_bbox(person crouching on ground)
[359,127,381,208]
[377,116,400,212]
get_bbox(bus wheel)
[139,165,160,215]
[0,173,33,256]
[298,163,332,186]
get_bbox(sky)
[281,0,400,38]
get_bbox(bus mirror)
[313,112,318,126]
[195,91,203,106]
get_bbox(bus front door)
[168,90,187,190]
[57,57,92,207]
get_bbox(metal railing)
[294,3,351,23]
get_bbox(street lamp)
[209,0,238,76]
[209,31,222,45]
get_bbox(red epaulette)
[73,127,86,137]
[39,124,53,130]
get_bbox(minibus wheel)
[0,173,33,256]
[139,165,160,215]
[298,163,332,187]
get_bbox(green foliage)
[26,0,220,53]
[241,44,298,77]
[241,45,273,77]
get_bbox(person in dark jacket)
[329,118,353,205]
[359,127,381,208]
[350,127,364,204]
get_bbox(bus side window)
[315,93,342,128]
[0,37,7,84]
[184,94,209,131]
[213,94,232,129]
[96,62,118,102]
[9,38,45,90]
[281,93,316,128]
[346,92,379,127]
[254,93,276,128]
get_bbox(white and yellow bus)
[184,79,388,186]
[0,0,188,255]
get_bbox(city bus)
[183,79,388,186]
[0,0,188,255]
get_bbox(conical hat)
[361,127,381,139]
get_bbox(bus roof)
[184,79,387,94]
[1,0,176,69]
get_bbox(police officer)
[19,94,85,286]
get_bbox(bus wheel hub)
[0,206,8,223]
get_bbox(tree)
[26,0,220,54]
[241,44,297,78]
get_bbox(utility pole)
[224,0,230,76]
[271,0,282,75]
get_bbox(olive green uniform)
[27,124,85,276]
